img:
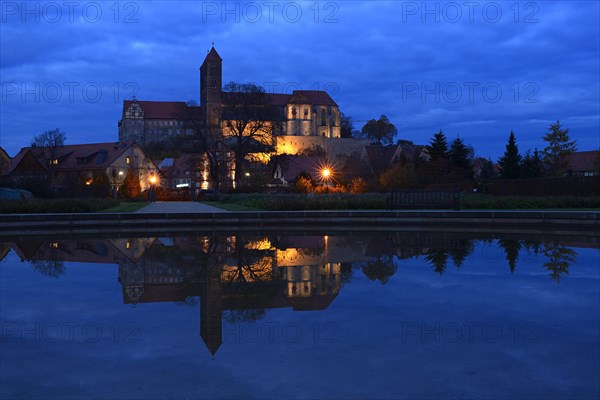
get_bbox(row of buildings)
[2,232,469,355]
[1,46,598,196]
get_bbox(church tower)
[200,46,223,128]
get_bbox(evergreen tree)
[427,130,449,161]
[449,136,472,170]
[498,131,522,179]
[520,149,544,178]
[542,120,577,176]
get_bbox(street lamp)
[149,174,158,202]
[321,166,333,192]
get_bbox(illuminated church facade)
[119,47,366,157]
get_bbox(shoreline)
[0,210,598,237]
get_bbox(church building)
[119,47,366,157]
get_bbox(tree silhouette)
[449,136,472,170]
[31,128,67,184]
[222,82,280,189]
[360,255,398,284]
[427,130,449,161]
[498,239,522,273]
[360,115,397,144]
[520,149,544,178]
[542,121,577,177]
[424,249,449,275]
[498,131,522,179]
[31,260,65,278]
[448,240,474,269]
[542,242,577,283]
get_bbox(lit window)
[49,159,59,165]
[126,157,130,164]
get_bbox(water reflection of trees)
[31,259,65,278]
[359,255,397,284]
[422,240,475,275]
[542,242,578,283]
[498,239,522,273]
[9,235,583,285]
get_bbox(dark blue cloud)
[1,1,598,158]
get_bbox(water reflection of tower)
[200,261,223,356]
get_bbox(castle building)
[119,47,355,152]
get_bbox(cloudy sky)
[1,0,598,159]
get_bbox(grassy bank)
[213,193,600,211]
[0,198,121,214]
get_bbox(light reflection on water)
[1,231,598,399]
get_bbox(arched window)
[291,107,297,119]
[304,108,309,118]
[321,109,327,126]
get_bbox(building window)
[291,107,297,119]
[304,108,309,118]
[49,159,59,165]
[321,109,327,126]
[126,156,131,164]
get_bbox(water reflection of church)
[6,232,580,355]
[117,236,354,355]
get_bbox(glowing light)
[118,171,124,176]
[149,175,157,184]
[322,168,331,178]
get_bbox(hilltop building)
[118,47,369,165]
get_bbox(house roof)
[3,148,47,176]
[7,142,143,175]
[362,144,399,165]
[158,154,201,177]
[122,100,194,120]
[0,146,9,162]
[275,155,326,182]
[221,90,337,108]
[292,90,338,106]
[564,150,599,172]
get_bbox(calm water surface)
[1,231,598,399]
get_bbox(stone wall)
[276,136,369,160]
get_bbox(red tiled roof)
[221,90,337,107]
[564,151,599,172]
[3,148,47,176]
[123,100,191,120]
[292,90,338,106]
[8,142,142,175]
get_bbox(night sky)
[1,1,599,159]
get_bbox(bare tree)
[176,100,224,190]
[31,128,66,182]
[221,82,279,189]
